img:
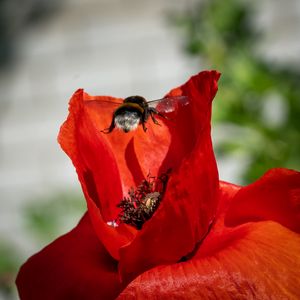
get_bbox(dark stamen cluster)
[117,171,170,230]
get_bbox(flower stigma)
[116,170,171,230]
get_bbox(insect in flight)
[97,95,189,133]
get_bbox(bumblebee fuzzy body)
[101,94,189,134]
[103,96,161,133]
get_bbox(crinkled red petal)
[117,179,300,299]
[58,90,135,259]
[117,221,300,300]
[225,168,300,232]
[16,214,122,300]
[119,71,221,283]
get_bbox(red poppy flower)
[16,71,300,299]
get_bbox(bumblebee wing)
[84,98,122,123]
[83,98,123,133]
[147,95,189,113]
[84,98,122,112]
[84,98,122,106]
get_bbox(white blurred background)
[0,0,299,298]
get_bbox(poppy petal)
[16,214,122,300]
[119,71,221,283]
[225,168,300,232]
[58,90,137,259]
[117,221,300,299]
[58,89,172,259]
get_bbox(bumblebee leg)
[149,111,161,126]
[101,116,115,134]
[149,107,171,124]
[142,122,148,132]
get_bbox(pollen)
[116,171,170,230]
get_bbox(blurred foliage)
[25,191,85,244]
[0,242,20,299]
[172,0,300,183]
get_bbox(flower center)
[117,171,170,230]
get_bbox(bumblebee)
[101,95,189,133]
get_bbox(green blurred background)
[0,0,299,298]
[172,0,300,183]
